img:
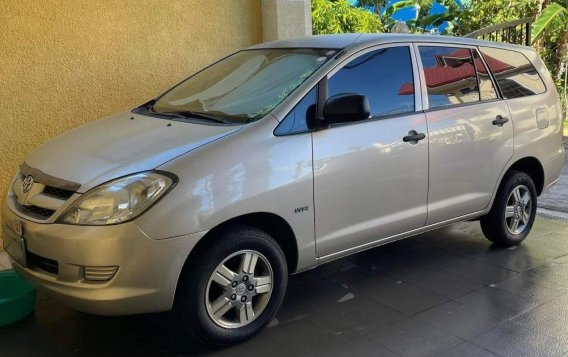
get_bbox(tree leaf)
[383,0,416,19]
[419,12,448,27]
[531,2,568,43]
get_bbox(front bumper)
[2,203,205,315]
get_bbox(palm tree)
[531,0,568,42]
[368,0,463,34]
[532,0,568,113]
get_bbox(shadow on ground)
[2,218,568,356]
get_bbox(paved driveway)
[539,147,568,213]
[2,217,568,356]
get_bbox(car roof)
[250,33,533,53]
[248,33,363,50]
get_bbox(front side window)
[479,47,546,99]
[147,48,336,124]
[419,46,480,109]
[274,87,317,135]
[328,46,415,118]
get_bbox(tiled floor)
[1,217,568,356]
[539,153,568,212]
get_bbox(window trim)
[273,85,319,137]
[411,43,429,112]
[470,48,500,101]
[414,42,496,112]
[272,41,547,135]
[325,43,422,113]
[477,45,548,100]
[322,43,420,123]
[420,97,504,114]
[325,110,425,129]
[274,43,422,135]
[472,47,503,100]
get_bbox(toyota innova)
[2,34,565,345]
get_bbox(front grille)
[43,186,74,200]
[27,252,59,275]
[11,165,80,220]
[19,205,56,219]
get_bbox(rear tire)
[175,225,287,346]
[480,170,537,247]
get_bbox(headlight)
[59,172,176,225]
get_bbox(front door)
[313,45,429,257]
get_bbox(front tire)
[176,225,287,346]
[480,171,537,247]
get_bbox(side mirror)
[322,93,370,125]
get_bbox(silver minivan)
[3,34,565,345]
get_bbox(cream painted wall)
[0,1,262,236]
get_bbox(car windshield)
[145,48,337,124]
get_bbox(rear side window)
[328,46,415,118]
[479,47,546,99]
[418,46,480,109]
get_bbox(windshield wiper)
[153,110,231,124]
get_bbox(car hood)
[24,112,240,193]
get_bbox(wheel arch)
[177,212,299,286]
[505,156,545,196]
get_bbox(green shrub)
[312,0,384,34]
[455,0,539,36]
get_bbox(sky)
[350,0,466,32]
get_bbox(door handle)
[403,130,426,144]
[492,115,509,126]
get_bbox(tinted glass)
[274,87,317,135]
[480,47,545,99]
[328,47,415,118]
[419,46,480,109]
[472,49,498,101]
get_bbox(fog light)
[84,266,118,282]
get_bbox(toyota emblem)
[22,176,34,193]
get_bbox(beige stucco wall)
[0,0,262,235]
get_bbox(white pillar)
[262,0,312,42]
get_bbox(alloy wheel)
[504,184,532,235]
[205,250,273,329]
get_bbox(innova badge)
[21,176,34,193]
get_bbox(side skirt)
[314,210,488,266]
